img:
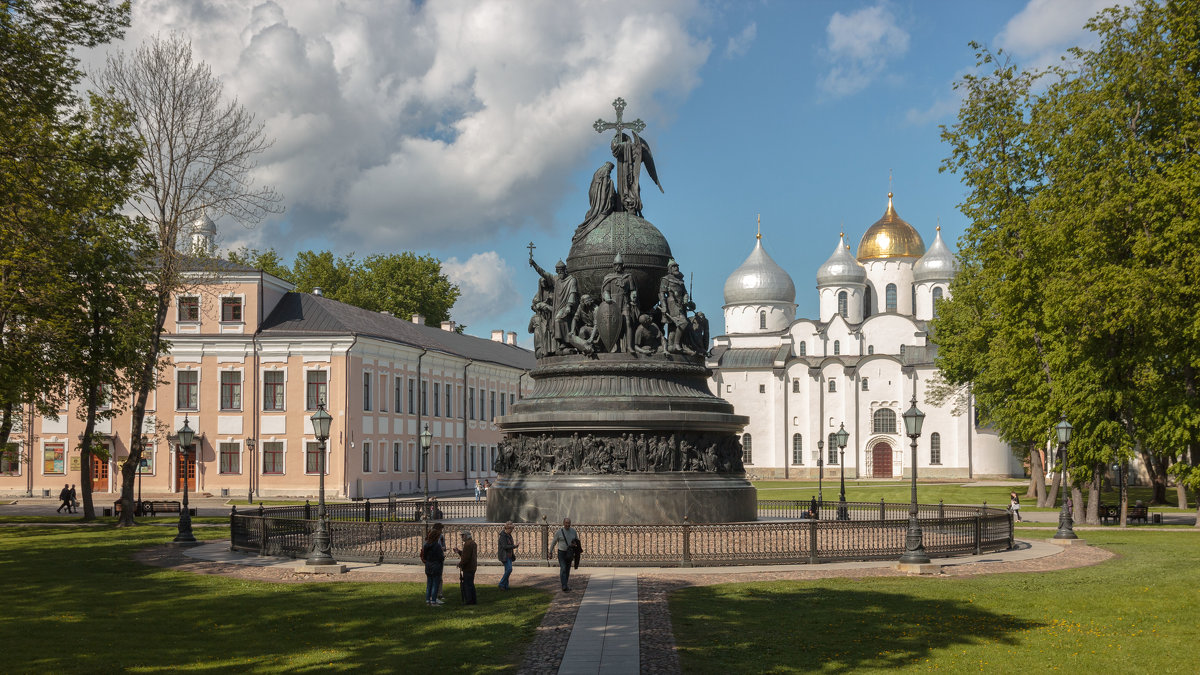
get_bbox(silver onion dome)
[913,227,959,282]
[723,236,796,305]
[816,235,867,286]
[192,211,217,236]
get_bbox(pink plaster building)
[0,259,533,500]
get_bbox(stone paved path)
[558,569,639,675]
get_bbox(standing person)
[56,484,71,513]
[474,480,482,502]
[551,518,579,592]
[422,523,446,606]
[455,531,478,605]
[497,521,518,590]
[484,480,491,499]
[68,484,78,514]
[1009,492,1022,522]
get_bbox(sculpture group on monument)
[488,98,755,525]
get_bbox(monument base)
[486,472,757,524]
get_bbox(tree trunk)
[1175,483,1188,510]
[0,401,13,453]
[1044,467,1061,508]
[1138,445,1169,504]
[1071,485,1085,523]
[1120,474,1128,528]
[79,384,99,521]
[117,291,169,527]
[1027,443,1046,500]
[1085,468,1101,525]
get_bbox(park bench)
[1100,504,1149,525]
[113,500,196,517]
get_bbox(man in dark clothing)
[57,484,71,513]
[455,531,478,605]
[68,485,78,514]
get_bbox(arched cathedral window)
[838,291,848,318]
[742,434,753,464]
[886,283,897,312]
[932,287,944,318]
[863,286,873,318]
[792,379,800,393]
[873,408,898,434]
[868,345,874,354]
[827,433,839,464]
[828,380,837,393]
[759,311,767,329]
[834,340,840,355]
[930,432,942,465]
[799,341,806,356]
[792,434,803,465]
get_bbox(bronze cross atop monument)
[593,97,646,137]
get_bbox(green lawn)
[670,529,1200,673]
[753,480,1194,511]
[0,522,550,673]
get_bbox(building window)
[218,371,241,411]
[792,434,803,465]
[433,382,441,416]
[838,291,848,318]
[363,372,372,411]
[306,441,324,474]
[262,442,283,474]
[792,379,800,393]
[421,381,428,416]
[220,297,242,322]
[176,370,198,410]
[828,380,836,393]
[1,443,19,475]
[97,383,113,410]
[43,443,65,474]
[500,390,506,416]
[469,388,475,419]
[861,378,869,391]
[742,434,752,464]
[490,446,496,471]
[445,445,452,471]
[864,286,873,318]
[393,442,402,472]
[834,340,840,355]
[930,432,942,465]
[886,283,897,312]
[219,442,240,474]
[362,442,371,472]
[408,379,415,414]
[490,391,496,421]
[380,375,388,412]
[900,344,906,357]
[759,384,766,393]
[394,377,402,413]
[868,345,874,355]
[873,408,898,434]
[446,384,454,418]
[263,371,285,411]
[307,370,328,410]
[178,296,199,322]
[759,312,767,329]
[470,445,477,471]
[827,434,839,464]
[799,341,806,356]
[932,287,944,318]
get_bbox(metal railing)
[229,499,1013,567]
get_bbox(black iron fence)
[229,499,1013,567]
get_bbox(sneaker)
[434,599,445,605]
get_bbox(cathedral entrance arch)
[871,442,893,478]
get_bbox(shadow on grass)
[671,583,1042,673]
[0,526,548,673]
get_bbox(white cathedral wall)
[860,314,923,356]
[817,285,864,323]
[863,259,916,315]
[723,303,795,334]
[912,281,950,321]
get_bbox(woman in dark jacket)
[422,523,446,606]
[497,521,518,590]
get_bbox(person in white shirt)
[551,518,579,591]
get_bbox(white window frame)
[219,368,243,411]
[175,368,200,411]
[262,368,287,412]
[218,440,242,475]
[260,439,287,475]
[219,293,245,323]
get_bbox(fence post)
[541,515,550,566]
[938,499,944,522]
[378,521,385,565]
[879,498,885,521]
[681,516,692,568]
[258,503,264,517]
[305,500,311,520]
[811,514,820,562]
[365,499,372,522]
[974,512,982,555]
[229,505,237,550]
[260,518,270,557]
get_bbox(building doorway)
[176,448,196,492]
[871,442,893,478]
[91,454,109,492]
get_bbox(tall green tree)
[936,0,1200,518]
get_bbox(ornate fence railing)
[229,499,1013,567]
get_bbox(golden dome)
[856,193,926,261]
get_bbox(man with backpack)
[551,518,580,592]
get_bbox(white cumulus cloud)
[819,3,909,98]
[89,0,712,253]
[996,0,1135,70]
[725,22,756,59]
[442,251,521,330]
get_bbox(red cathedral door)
[871,443,893,478]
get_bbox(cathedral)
[708,193,1021,481]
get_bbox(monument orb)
[487,98,755,524]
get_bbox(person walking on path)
[474,480,483,502]
[497,521,518,590]
[68,485,79,514]
[422,523,446,606]
[551,518,579,592]
[455,530,478,605]
[1009,492,1022,522]
[56,484,72,513]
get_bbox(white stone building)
[708,194,1021,481]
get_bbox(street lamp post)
[816,439,824,506]
[307,404,336,565]
[420,424,433,520]
[245,438,255,504]
[836,423,850,520]
[1053,416,1077,540]
[899,395,929,564]
[172,417,196,544]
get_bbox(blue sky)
[92,0,1124,343]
